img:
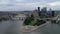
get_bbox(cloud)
[48,1,60,6]
[0,0,47,11]
[0,0,60,11]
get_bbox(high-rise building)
[51,11,55,17]
[49,8,52,11]
[47,8,52,17]
[37,7,40,16]
[41,7,47,13]
[38,7,40,12]
[40,7,47,18]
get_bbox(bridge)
[38,15,60,23]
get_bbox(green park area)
[24,14,46,26]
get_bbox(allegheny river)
[0,20,60,34]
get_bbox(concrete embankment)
[21,21,50,32]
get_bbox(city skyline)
[0,0,60,11]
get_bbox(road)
[0,20,60,34]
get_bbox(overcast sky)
[0,0,60,11]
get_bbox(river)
[0,20,60,34]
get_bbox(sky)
[0,0,60,11]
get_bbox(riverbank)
[20,21,50,32]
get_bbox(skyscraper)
[37,7,40,16]
[40,7,47,18]
[52,11,55,17]
[49,8,52,11]
[38,7,40,12]
[41,7,47,13]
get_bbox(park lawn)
[29,18,37,26]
